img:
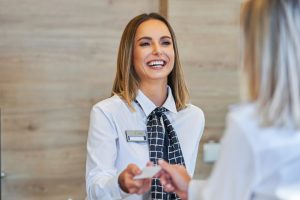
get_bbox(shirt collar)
[135,86,178,117]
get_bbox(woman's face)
[133,19,175,85]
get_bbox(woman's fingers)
[164,183,175,192]
[119,164,143,193]
[136,179,152,194]
[127,164,142,176]
[119,163,156,195]
[146,161,154,167]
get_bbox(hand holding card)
[133,165,161,180]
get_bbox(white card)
[133,166,161,180]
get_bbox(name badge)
[125,130,147,142]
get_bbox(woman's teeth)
[148,60,165,68]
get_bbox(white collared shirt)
[86,87,205,200]
[188,103,300,200]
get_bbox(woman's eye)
[139,42,150,47]
[162,41,171,46]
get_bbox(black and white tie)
[147,107,185,200]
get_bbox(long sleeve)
[86,106,127,200]
[193,112,257,200]
[85,91,205,200]
[188,180,206,200]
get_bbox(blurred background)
[0,0,240,199]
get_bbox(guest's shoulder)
[227,103,256,124]
[225,103,259,144]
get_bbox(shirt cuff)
[188,180,206,200]
[103,174,129,199]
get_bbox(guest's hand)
[118,163,152,195]
[156,159,191,200]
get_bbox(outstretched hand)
[156,159,191,200]
[118,162,152,195]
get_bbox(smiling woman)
[133,19,175,107]
[85,13,205,200]
[133,19,175,85]
[112,13,189,112]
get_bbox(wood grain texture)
[159,0,168,19]
[0,0,159,199]
[168,0,241,178]
[1,0,244,198]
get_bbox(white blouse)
[86,87,205,200]
[189,103,300,200]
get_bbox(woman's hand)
[118,163,152,195]
[156,159,191,200]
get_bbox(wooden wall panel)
[169,0,241,179]
[0,0,159,199]
[1,0,244,197]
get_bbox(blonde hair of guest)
[240,0,300,129]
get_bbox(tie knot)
[151,107,167,118]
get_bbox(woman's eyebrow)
[137,36,152,42]
[160,36,172,40]
[137,35,172,42]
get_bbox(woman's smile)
[133,19,175,84]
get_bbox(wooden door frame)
[159,0,168,19]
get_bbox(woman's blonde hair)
[241,0,300,129]
[111,13,189,111]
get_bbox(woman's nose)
[152,43,162,55]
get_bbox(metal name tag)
[125,130,147,142]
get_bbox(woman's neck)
[139,81,168,107]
